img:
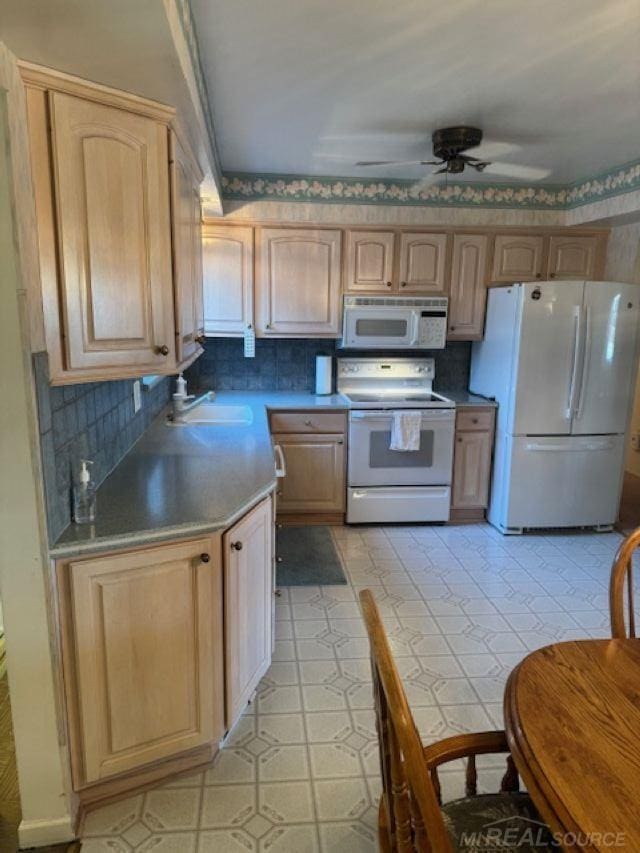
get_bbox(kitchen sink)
[171,403,254,426]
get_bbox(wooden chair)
[359,589,554,852]
[609,527,640,638]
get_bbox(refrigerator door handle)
[575,305,591,419]
[566,305,583,420]
[525,440,615,452]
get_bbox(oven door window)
[369,430,434,468]
[355,318,409,338]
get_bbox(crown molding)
[221,158,640,211]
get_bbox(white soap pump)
[73,459,96,524]
[175,372,188,399]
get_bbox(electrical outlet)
[133,380,142,413]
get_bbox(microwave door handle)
[409,312,420,346]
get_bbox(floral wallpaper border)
[221,159,640,210]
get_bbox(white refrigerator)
[470,281,640,534]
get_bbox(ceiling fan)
[354,126,550,182]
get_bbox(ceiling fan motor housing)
[432,126,483,160]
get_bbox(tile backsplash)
[186,338,472,394]
[34,354,171,544]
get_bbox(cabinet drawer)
[270,411,346,434]
[456,408,495,431]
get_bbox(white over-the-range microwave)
[337,295,448,350]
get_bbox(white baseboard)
[18,815,76,849]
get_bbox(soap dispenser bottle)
[73,459,96,524]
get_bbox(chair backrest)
[359,589,453,853]
[609,528,640,638]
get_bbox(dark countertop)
[51,392,349,559]
[50,388,494,559]
[443,390,497,406]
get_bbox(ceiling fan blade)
[481,162,552,181]
[411,173,438,193]
[355,159,425,167]
[463,141,521,160]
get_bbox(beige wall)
[605,221,640,476]
[0,47,75,847]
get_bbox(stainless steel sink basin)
[171,403,253,426]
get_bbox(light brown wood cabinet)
[271,411,347,517]
[398,232,448,293]
[345,230,395,292]
[491,235,545,283]
[272,434,346,514]
[224,498,273,728]
[22,63,205,383]
[47,91,176,374]
[450,406,495,522]
[448,234,489,340]
[491,233,603,284]
[256,228,343,337]
[202,224,254,336]
[547,235,598,279]
[170,131,205,366]
[58,536,224,788]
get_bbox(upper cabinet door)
[345,230,395,292]
[202,225,254,336]
[256,228,342,336]
[49,92,175,370]
[547,236,598,280]
[398,232,448,293]
[170,133,203,366]
[491,235,544,283]
[448,234,489,340]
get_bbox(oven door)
[341,307,419,349]
[348,409,455,487]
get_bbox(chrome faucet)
[171,373,214,422]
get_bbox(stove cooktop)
[342,391,454,409]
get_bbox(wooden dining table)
[504,639,640,851]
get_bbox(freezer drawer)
[347,486,451,523]
[492,434,625,532]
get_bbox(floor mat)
[276,526,347,586]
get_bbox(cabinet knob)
[195,334,206,345]
[457,437,463,443]
[472,417,478,424]
[231,541,243,551]
[304,419,313,426]
[155,344,170,356]
[549,272,556,279]
[535,273,542,279]
[386,281,393,288]
[450,325,456,331]
[265,323,272,329]
[400,281,407,288]
[337,439,344,444]
[200,553,210,563]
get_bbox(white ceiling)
[191,0,640,184]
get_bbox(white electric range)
[337,358,456,524]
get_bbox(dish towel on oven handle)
[389,411,422,451]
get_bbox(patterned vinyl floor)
[71,522,623,852]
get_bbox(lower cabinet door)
[224,497,274,728]
[452,430,493,508]
[65,537,223,787]
[272,433,346,512]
